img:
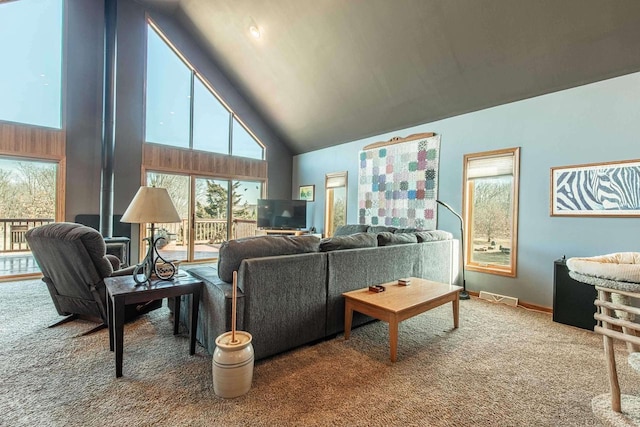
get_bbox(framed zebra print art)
[550,159,640,217]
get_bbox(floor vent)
[478,291,519,307]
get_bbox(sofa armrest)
[111,265,136,277]
[105,254,121,271]
[184,267,245,355]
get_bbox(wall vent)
[478,291,519,307]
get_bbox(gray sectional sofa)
[181,225,459,360]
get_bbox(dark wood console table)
[105,272,203,377]
[553,258,597,330]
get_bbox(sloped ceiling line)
[138,0,640,154]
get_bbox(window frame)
[142,169,265,263]
[324,171,348,237]
[462,147,520,277]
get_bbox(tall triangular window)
[145,20,264,160]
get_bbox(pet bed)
[567,252,640,417]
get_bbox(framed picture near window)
[550,159,640,217]
[299,185,315,201]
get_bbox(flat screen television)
[256,199,307,229]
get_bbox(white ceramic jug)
[212,331,254,398]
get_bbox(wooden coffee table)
[343,277,462,362]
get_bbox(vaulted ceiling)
[138,0,640,154]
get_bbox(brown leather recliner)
[25,222,162,334]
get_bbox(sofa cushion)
[333,224,369,236]
[395,227,419,233]
[415,230,453,243]
[217,235,320,282]
[367,225,398,234]
[376,231,418,246]
[320,232,378,252]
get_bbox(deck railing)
[0,217,257,252]
[0,218,55,252]
[232,218,258,240]
[156,218,257,245]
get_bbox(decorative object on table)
[398,278,411,286]
[156,259,181,277]
[436,200,470,300]
[368,285,386,293]
[212,271,254,398]
[358,132,440,230]
[550,159,640,217]
[120,186,181,284]
[299,184,315,201]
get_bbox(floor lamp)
[436,200,470,300]
[121,186,182,284]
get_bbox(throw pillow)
[319,232,378,252]
[414,230,453,243]
[217,235,320,282]
[333,224,369,236]
[367,225,398,234]
[376,231,418,246]
[394,227,419,233]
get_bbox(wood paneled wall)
[0,122,65,160]
[143,143,268,180]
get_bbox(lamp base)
[459,290,470,300]
[132,235,177,285]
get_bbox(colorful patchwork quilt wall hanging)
[358,134,441,230]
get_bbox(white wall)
[293,72,640,308]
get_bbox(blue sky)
[146,25,263,160]
[0,0,262,160]
[0,0,63,129]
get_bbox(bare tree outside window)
[469,177,513,266]
[332,189,347,231]
[147,172,189,219]
[0,161,56,219]
[0,158,57,258]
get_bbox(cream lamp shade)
[121,186,181,224]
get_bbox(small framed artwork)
[550,158,640,217]
[299,185,315,202]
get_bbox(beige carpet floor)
[1,279,639,426]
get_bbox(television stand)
[256,229,309,236]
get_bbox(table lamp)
[121,186,181,284]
